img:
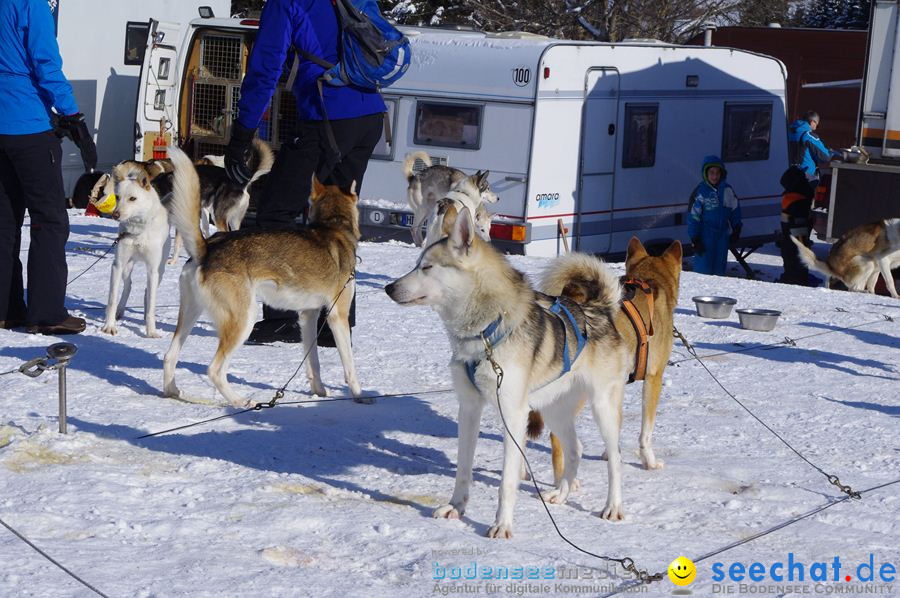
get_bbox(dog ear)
[138,172,152,190]
[348,180,357,199]
[663,239,683,262]
[449,206,474,255]
[439,202,459,237]
[626,236,647,264]
[478,170,490,189]
[310,174,326,201]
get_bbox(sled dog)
[163,146,363,406]
[530,237,682,485]
[403,151,498,246]
[792,218,900,298]
[100,160,173,337]
[386,208,631,538]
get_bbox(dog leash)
[252,272,356,411]
[672,324,861,499]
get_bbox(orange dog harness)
[621,278,654,383]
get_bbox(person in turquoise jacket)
[687,156,742,276]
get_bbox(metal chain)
[251,272,356,411]
[480,334,663,586]
[672,325,861,500]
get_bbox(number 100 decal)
[512,67,531,87]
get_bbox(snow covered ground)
[0,213,897,598]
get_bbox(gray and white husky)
[385,209,631,538]
[403,151,498,246]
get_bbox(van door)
[135,20,182,160]
[576,68,619,253]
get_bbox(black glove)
[224,122,255,186]
[691,236,705,255]
[55,113,97,172]
[730,224,742,245]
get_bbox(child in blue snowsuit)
[688,156,742,275]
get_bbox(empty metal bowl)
[736,308,781,331]
[692,296,737,319]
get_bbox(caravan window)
[371,98,397,160]
[414,102,482,149]
[722,103,772,162]
[124,22,150,66]
[622,104,658,168]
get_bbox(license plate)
[390,212,415,228]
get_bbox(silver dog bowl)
[692,296,737,319]
[736,309,781,332]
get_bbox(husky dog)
[101,161,173,338]
[386,209,630,538]
[792,218,900,298]
[423,181,494,247]
[530,237,682,485]
[168,140,273,263]
[403,151,498,246]
[163,146,363,407]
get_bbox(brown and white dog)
[530,237,683,489]
[792,219,900,298]
[162,146,364,406]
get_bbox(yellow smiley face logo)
[668,556,696,586]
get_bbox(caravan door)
[576,68,619,253]
[135,20,182,161]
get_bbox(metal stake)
[47,343,77,434]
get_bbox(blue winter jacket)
[0,0,79,134]
[687,156,742,240]
[236,0,385,129]
[788,119,841,179]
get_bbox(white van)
[54,1,230,193]
[136,21,788,257]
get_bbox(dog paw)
[486,524,513,539]
[310,382,328,397]
[162,385,181,399]
[433,504,462,519]
[145,329,163,339]
[640,448,664,470]
[543,487,569,505]
[101,324,117,336]
[599,502,624,521]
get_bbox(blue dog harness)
[464,298,587,390]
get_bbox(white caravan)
[136,22,788,257]
[54,0,230,193]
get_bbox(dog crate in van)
[136,17,298,163]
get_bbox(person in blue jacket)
[788,111,843,194]
[224,0,385,348]
[0,0,96,335]
[687,156,742,276]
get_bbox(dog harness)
[620,278,654,383]
[463,297,587,391]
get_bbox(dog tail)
[539,252,622,313]
[790,236,833,278]
[167,145,206,262]
[526,410,544,440]
[247,138,274,186]
[402,151,432,182]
